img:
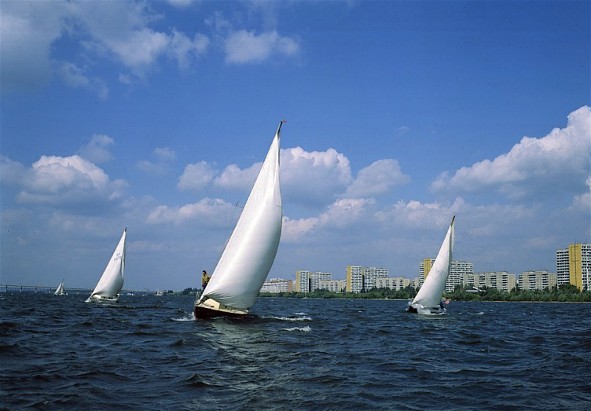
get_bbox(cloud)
[147,197,234,226]
[281,147,352,206]
[0,1,64,90]
[167,0,197,8]
[57,62,109,100]
[167,29,209,70]
[376,198,464,230]
[0,1,209,92]
[224,30,300,64]
[137,147,177,175]
[345,159,409,198]
[79,134,115,164]
[571,176,591,213]
[13,155,126,211]
[431,106,591,200]
[214,163,262,191]
[282,197,375,242]
[178,161,217,191]
[0,155,27,185]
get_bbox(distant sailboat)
[54,280,67,296]
[408,216,455,315]
[194,122,284,319]
[86,228,127,303]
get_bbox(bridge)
[1,284,92,294]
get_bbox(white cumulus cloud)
[345,159,409,198]
[15,155,127,209]
[178,161,217,191]
[224,30,300,64]
[431,106,591,200]
[79,134,115,164]
[147,197,234,226]
[0,1,210,92]
[281,147,352,206]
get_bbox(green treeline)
[260,284,591,302]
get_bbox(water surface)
[1,294,590,410]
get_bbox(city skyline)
[1,1,590,291]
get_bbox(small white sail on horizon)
[194,122,284,318]
[408,216,455,315]
[54,280,66,296]
[86,227,127,303]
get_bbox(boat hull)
[406,303,446,315]
[86,294,120,303]
[194,298,249,319]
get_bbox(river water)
[1,293,590,410]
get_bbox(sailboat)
[407,216,455,315]
[194,121,284,319]
[54,280,67,296]
[86,227,127,303]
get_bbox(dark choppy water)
[1,293,590,410]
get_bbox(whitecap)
[172,313,196,322]
[283,325,312,332]
[265,315,312,322]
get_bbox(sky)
[1,0,590,292]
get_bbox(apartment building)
[346,265,389,293]
[556,243,591,290]
[519,270,557,291]
[260,278,293,293]
[420,259,474,292]
[375,276,412,291]
[464,271,517,292]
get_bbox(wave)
[283,325,312,332]
[264,315,312,322]
[172,313,196,322]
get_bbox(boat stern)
[194,298,249,319]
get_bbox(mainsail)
[86,227,127,302]
[54,281,66,296]
[194,122,284,317]
[410,216,455,313]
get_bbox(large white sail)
[86,228,127,302]
[195,122,283,317]
[410,216,455,313]
[54,281,66,296]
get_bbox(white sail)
[54,281,66,296]
[86,227,127,302]
[410,216,455,314]
[195,122,283,316]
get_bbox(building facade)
[296,270,333,292]
[519,270,557,291]
[295,270,311,293]
[260,278,293,293]
[420,259,474,292]
[464,271,517,292]
[346,265,389,293]
[556,243,591,290]
[375,276,412,290]
[318,279,347,293]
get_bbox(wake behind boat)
[86,227,127,303]
[194,122,284,319]
[407,216,455,315]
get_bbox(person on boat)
[201,270,210,289]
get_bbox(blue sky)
[1,0,589,291]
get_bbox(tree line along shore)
[253,284,591,303]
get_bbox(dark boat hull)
[193,304,249,320]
